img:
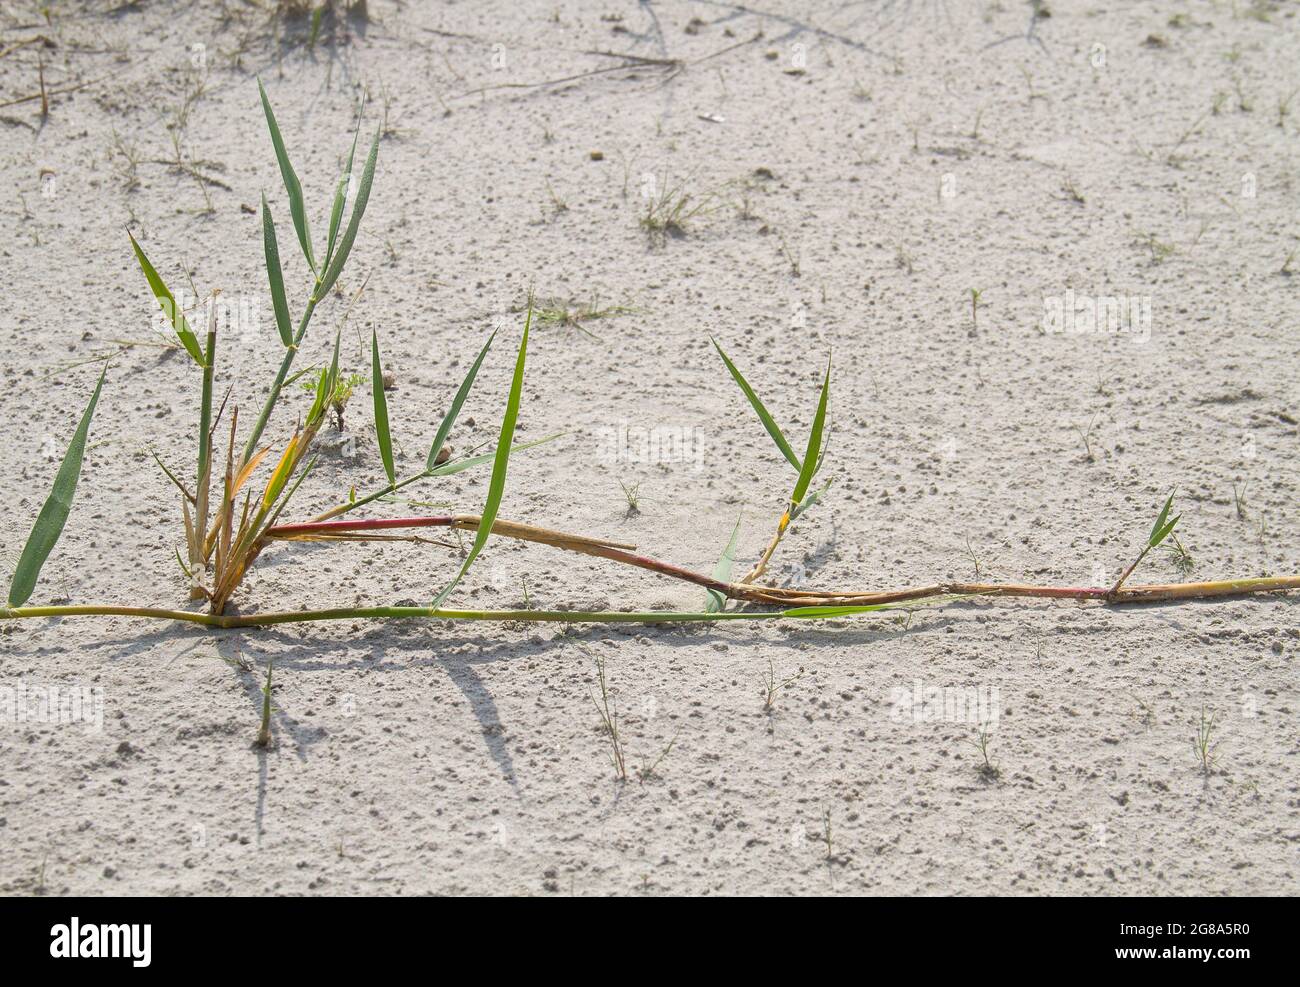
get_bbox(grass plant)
[1192,706,1219,775]
[3,86,1299,647]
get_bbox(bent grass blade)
[127,232,204,366]
[262,195,294,348]
[431,304,530,608]
[8,367,106,606]
[1149,491,1180,548]
[257,79,315,274]
[427,330,495,472]
[705,514,742,613]
[711,336,801,472]
[324,111,361,271]
[316,126,380,299]
[428,433,560,478]
[789,356,831,512]
[256,657,273,747]
[261,435,300,512]
[371,329,395,486]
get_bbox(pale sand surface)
[0,1,1297,895]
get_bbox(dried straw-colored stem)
[263,515,1300,609]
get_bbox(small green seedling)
[535,297,634,340]
[759,658,807,712]
[1109,492,1180,598]
[635,731,678,784]
[968,287,983,332]
[640,174,716,242]
[1232,482,1249,520]
[1166,111,1209,166]
[971,722,1000,780]
[1192,706,1218,775]
[591,655,627,781]
[1232,75,1253,113]
[1130,693,1155,729]
[301,370,365,431]
[1074,414,1100,462]
[1163,531,1194,577]
[1137,231,1177,264]
[256,657,274,748]
[543,178,568,219]
[1278,87,1297,129]
[711,337,831,584]
[618,480,642,516]
[778,233,801,277]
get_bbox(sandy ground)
[1,0,1297,896]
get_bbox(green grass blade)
[329,328,341,386]
[151,450,194,504]
[256,657,273,746]
[705,514,743,612]
[427,433,562,478]
[316,126,380,299]
[127,231,204,366]
[426,330,495,472]
[431,305,530,607]
[789,477,832,523]
[371,329,395,487]
[324,118,361,271]
[265,455,319,529]
[711,336,801,472]
[261,194,294,348]
[8,367,105,606]
[790,356,831,507]
[1148,492,1175,546]
[257,79,316,273]
[196,317,216,493]
[309,369,328,422]
[173,545,193,579]
[1151,514,1181,548]
[782,604,889,618]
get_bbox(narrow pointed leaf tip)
[371,330,395,486]
[261,195,294,348]
[127,231,205,366]
[317,126,380,299]
[8,368,106,606]
[262,436,299,511]
[324,112,362,271]
[432,306,530,608]
[1148,492,1180,547]
[782,605,888,618]
[790,355,831,508]
[427,330,495,472]
[711,337,802,473]
[705,514,742,613]
[427,433,560,478]
[257,79,315,273]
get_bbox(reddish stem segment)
[263,515,1300,608]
